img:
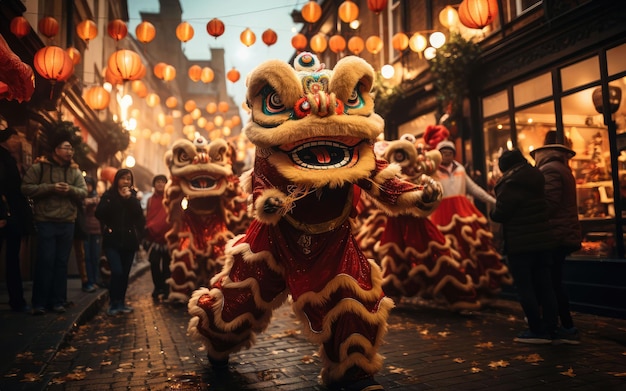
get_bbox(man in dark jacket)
[530,131,582,344]
[491,148,558,344]
[0,127,32,312]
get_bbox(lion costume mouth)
[188,175,219,190]
[278,136,362,170]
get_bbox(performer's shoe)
[328,367,384,391]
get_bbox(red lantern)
[218,101,229,113]
[100,167,117,184]
[104,67,123,85]
[458,0,498,29]
[184,100,196,112]
[10,16,31,38]
[329,35,346,53]
[240,28,256,47]
[176,21,194,43]
[166,96,178,109]
[227,67,240,83]
[33,46,74,83]
[135,21,156,44]
[301,1,322,23]
[131,80,148,98]
[291,33,308,51]
[348,36,365,55]
[107,19,127,41]
[200,67,214,83]
[391,32,409,51]
[365,35,383,54]
[153,62,167,79]
[76,19,98,44]
[206,102,217,114]
[162,65,176,82]
[66,47,81,65]
[188,65,202,82]
[84,85,110,110]
[367,0,387,14]
[262,29,278,47]
[338,1,359,23]
[108,49,143,81]
[310,33,327,53]
[38,16,59,39]
[206,18,225,39]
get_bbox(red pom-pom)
[422,125,450,150]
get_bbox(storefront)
[473,2,626,318]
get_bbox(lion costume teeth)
[187,53,440,388]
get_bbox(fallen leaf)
[21,373,42,382]
[301,355,314,364]
[610,372,626,377]
[453,358,466,363]
[470,367,482,373]
[66,371,87,380]
[438,331,450,337]
[560,367,576,377]
[514,354,544,363]
[100,361,112,366]
[488,360,510,369]
[475,342,494,349]
[49,377,66,384]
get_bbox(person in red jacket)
[144,174,172,301]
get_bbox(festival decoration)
[200,67,214,83]
[135,21,156,44]
[240,27,256,47]
[329,35,346,53]
[33,45,74,84]
[107,19,128,41]
[107,49,143,81]
[161,64,176,82]
[153,62,166,79]
[227,67,240,83]
[76,19,98,45]
[365,35,383,54]
[84,85,110,110]
[131,80,148,98]
[348,36,365,55]
[367,0,388,14]
[217,101,229,113]
[301,1,322,23]
[165,96,178,109]
[338,0,359,23]
[392,32,409,51]
[188,65,202,82]
[309,33,327,53]
[409,32,428,53]
[458,0,498,29]
[261,29,278,47]
[10,16,31,38]
[176,21,194,42]
[206,18,225,38]
[184,99,196,112]
[66,47,81,65]
[38,16,59,39]
[146,92,160,107]
[439,5,459,28]
[291,33,308,51]
[205,102,217,114]
[104,66,123,85]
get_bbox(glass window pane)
[482,90,508,118]
[562,87,616,258]
[607,43,626,76]
[560,56,600,92]
[515,102,556,157]
[483,115,511,188]
[513,73,552,108]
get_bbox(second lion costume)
[187,53,441,390]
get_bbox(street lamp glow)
[124,155,136,168]
[424,47,437,60]
[381,64,395,79]
[429,31,446,48]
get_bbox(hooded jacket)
[491,161,556,255]
[533,147,582,253]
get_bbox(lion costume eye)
[261,85,287,115]
[345,84,364,109]
[176,149,190,163]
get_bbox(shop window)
[483,115,511,192]
[607,43,626,77]
[561,56,599,92]
[482,90,508,118]
[513,73,552,108]
[515,101,555,157]
[561,88,615,258]
[501,0,542,23]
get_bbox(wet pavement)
[1,260,626,390]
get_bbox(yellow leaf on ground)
[20,372,41,382]
[470,367,482,373]
[560,367,576,377]
[475,342,494,349]
[488,360,510,369]
[453,358,465,363]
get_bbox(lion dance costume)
[187,53,441,390]
[371,135,480,310]
[163,137,250,303]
